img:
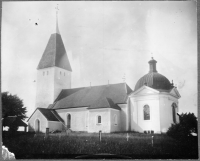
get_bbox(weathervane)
[55,4,59,14]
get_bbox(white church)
[27,15,181,134]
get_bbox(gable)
[169,88,181,98]
[27,109,47,123]
[130,85,159,96]
[27,108,63,122]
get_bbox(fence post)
[46,128,49,139]
[151,136,154,147]
[99,130,102,142]
[127,133,129,141]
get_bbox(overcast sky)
[2,1,197,118]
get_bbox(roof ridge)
[50,110,64,123]
[54,34,57,66]
[105,97,112,108]
[105,97,121,110]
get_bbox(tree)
[167,112,197,140]
[2,92,27,131]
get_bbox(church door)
[35,119,40,132]
[67,114,71,129]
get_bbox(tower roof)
[37,12,72,71]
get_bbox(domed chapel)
[27,15,181,134]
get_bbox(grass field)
[2,131,198,159]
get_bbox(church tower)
[35,12,72,108]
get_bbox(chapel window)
[172,103,177,123]
[144,105,150,120]
[66,114,71,128]
[97,115,101,124]
[114,114,117,125]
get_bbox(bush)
[167,113,197,140]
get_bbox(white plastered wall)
[159,93,179,133]
[110,109,121,132]
[48,121,63,132]
[56,107,88,132]
[118,104,127,132]
[28,110,48,133]
[36,68,55,108]
[35,67,71,109]
[88,108,110,133]
[54,67,71,100]
[130,94,161,133]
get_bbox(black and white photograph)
[2,1,198,159]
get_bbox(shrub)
[167,113,197,140]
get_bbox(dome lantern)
[148,57,157,73]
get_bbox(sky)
[2,1,197,119]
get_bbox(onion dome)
[134,57,173,91]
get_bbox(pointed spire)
[55,4,60,34]
[37,4,72,71]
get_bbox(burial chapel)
[27,15,181,134]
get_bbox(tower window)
[60,71,62,75]
[64,72,65,76]
[43,71,45,76]
[47,71,48,75]
[144,105,150,120]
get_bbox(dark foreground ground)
[2,131,198,159]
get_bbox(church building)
[27,15,181,134]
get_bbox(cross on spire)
[151,53,154,59]
[55,4,60,34]
[55,4,59,14]
[122,73,126,82]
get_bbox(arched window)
[172,103,177,123]
[143,105,150,120]
[114,114,117,125]
[60,71,62,75]
[47,71,48,75]
[64,72,65,76]
[66,114,71,128]
[43,71,45,76]
[97,115,101,124]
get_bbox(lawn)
[2,131,198,159]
